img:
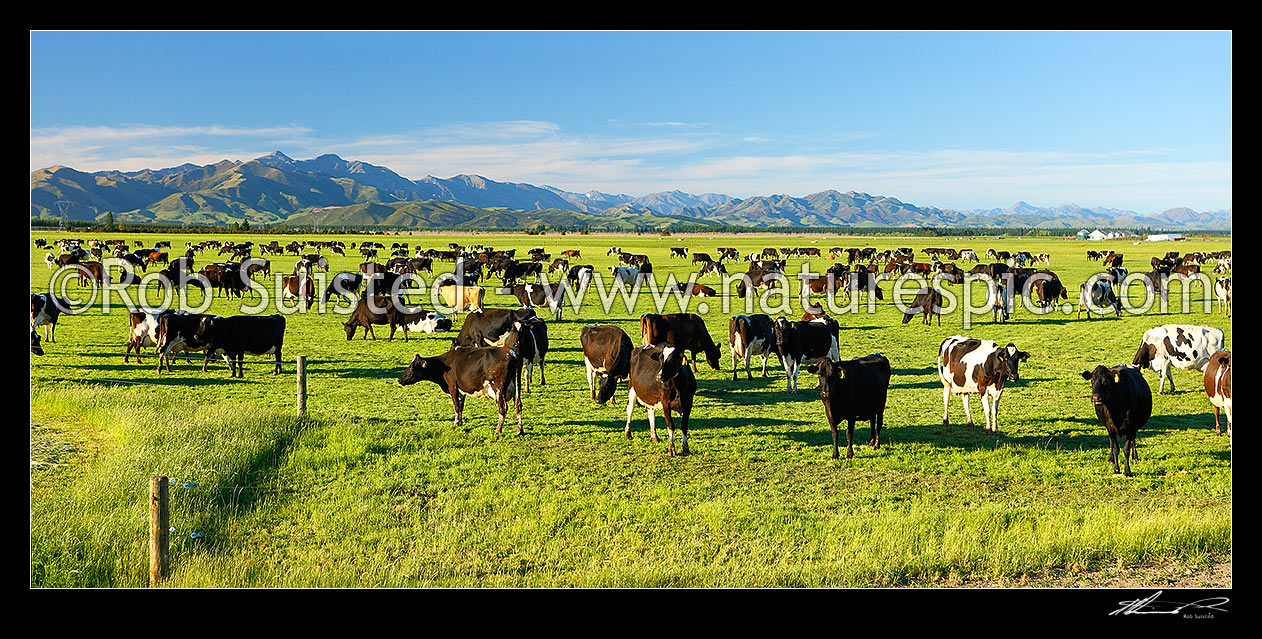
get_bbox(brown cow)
[1203,351,1232,438]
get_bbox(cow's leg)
[942,386,951,427]
[990,392,1002,433]
[522,361,533,394]
[830,419,840,460]
[662,408,676,456]
[514,375,523,435]
[538,358,545,386]
[647,408,659,444]
[962,394,974,427]
[678,409,689,456]
[274,349,282,375]
[495,391,507,435]
[585,360,596,399]
[845,418,855,459]
[760,353,770,379]
[452,392,463,430]
[623,388,637,439]
[1123,436,1134,477]
[1108,433,1120,474]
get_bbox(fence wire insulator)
[190,531,205,539]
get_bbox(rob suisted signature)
[1110,591,1229,617]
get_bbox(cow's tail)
[597,333,634,405]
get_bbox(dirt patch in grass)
[964,558,1231,588]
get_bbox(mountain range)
[29,151,1232,231]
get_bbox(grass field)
[30,230,1232,587]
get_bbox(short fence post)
[296,355,307,416]
[149,476,169,586]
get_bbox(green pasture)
[30,231,1232,587]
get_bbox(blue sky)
[29,30,1231,213]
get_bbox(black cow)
[773,317,839,393]
[624,344,696,456]
[193,314,286,377]
[397,345,523,435]
[1081,365,1152,477]
[808,354,892,459]
[639,313,721,372]
[729,313,778,380]
[581,323,634,404]
[453,307,537,348]
[501,261,543,287]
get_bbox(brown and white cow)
[624,344,696,456]
[581,323,634,404]
[1203,350,1232,438]
[937,335,1031,433]
[398,345,524,435]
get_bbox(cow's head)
[1081,365,1121,406]
[655,345,687,383]
[771,317,795,357]
[1003,344,1031,382]
[192,316,217,344]
[1132,342,1157,369]
[398,354,449,390]
[807,358,846,400]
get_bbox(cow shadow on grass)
[557,415,785,436]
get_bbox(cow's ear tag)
[1113,372,1120,382]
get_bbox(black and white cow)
[1131,324,1225,394]
[1077,279,1122,319]
[728,313,779,380]
[581,323,634,404]
[511,282,566,321]
[1081,364,1152,477]
[624,344,696,456]
[772,317,840,393]
[397,345,523,435]
[154,312,223,373]
[31,293,69,343]
[937,335,1031,434]
[193,314,286,377]
[516,316,549,393]
[1215,277,1231,317]
[807,354,892,459]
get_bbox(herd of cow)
[31,237,1232,474]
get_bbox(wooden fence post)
[296,355,307,416]
[149,476,169,586]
